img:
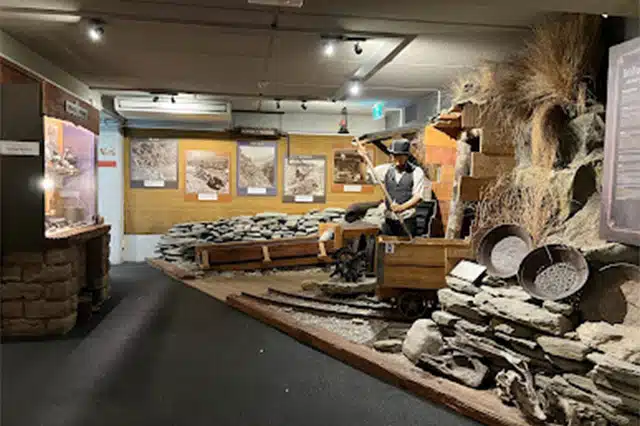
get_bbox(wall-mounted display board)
[237,140,277,196]
[130,138,179,189]
[283,155,327,203]
[184,150,232,202]
[332,144,376,194]
[600,37,640,246]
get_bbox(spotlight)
[87,20,104,42]
[152,96,159,102]
[602,13,609,18]
[301,101,307,111]
[349,81,361,96]
[40,176,55,191]
[323,41,335,57]
[354,42,363,55]
[275,99,281,109]
[171,96,176,104]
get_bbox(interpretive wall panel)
[124,131,384,234]
[283,155,326,203]
[601,37,640,246]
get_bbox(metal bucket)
[476,224,533,278]
[517,244,589,301]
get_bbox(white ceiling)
[0,0,634,113]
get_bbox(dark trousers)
[381,217,417,237]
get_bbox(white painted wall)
[0,29,100,107]
[98,118,126,264]
[123,235,162,263]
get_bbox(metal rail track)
[240,291,407,322]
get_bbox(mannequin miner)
[357,139,429,237]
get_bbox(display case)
[44,116,98,236]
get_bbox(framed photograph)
[130,138,179,189]
[331,144,375,193]
[184,150,232,202]
[236,141,277,196]
[283,155,326,203]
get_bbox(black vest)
[384,165,414,209]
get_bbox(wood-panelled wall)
[124,129,385,234]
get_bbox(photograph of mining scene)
[185,150,230,194]
[333,149,373,185]
[130,138,179,186]
[284,156,326,199]
[238,143,276,189]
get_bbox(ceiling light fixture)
[301,100,308,111]
[87,19,104,42]
[354,42,363,55]
[323,41,335,57]
[152,96,159,103]
[602,13,609,18]
[349,81,362,97]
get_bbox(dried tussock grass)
[520,14,601,109]
[473,168,563,246]
[452,14,601,158]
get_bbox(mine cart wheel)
[397,292,434,320]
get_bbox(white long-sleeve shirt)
[369,163,428,219]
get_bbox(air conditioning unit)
[114,96,232,126]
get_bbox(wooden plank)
[195,237,333,266]
[226,294,530,426]
[207,255,331,271]
[444,246,474,274]
[262,246,272,263]
[458,176,495,202]
[378,236,469,247]
[383,266,446,290]
[424,125,458,149]
[147,258,197,280]
[480,125,515,156]
[383,245,445,267]
[461,103,482,129]
[471,153,515,178]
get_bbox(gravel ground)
[283,309,388,344]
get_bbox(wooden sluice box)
[376,236,473,300]
[195,236,336,271]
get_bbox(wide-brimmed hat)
[388,139,411,155]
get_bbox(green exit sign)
[372,102,385,120]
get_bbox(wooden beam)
[461,103,482,129]
[471,153,516,178]
[458,176,495,202]
[480,126,515,156]
[226,295,530,426]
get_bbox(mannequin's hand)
[390,202,404,213]
[355,143,368,159]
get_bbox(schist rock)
[154,208,370,264]
[373,339,403,353]
[445,276,482,295]
[537,335,592,361]
[474,292,573,336]
[402,319,444,364]
[577,322,640,364]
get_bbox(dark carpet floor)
[1,263,481,426]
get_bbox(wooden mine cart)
[376,236,473,318]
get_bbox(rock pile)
[155,208,347,264]
[400,267,640,425]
